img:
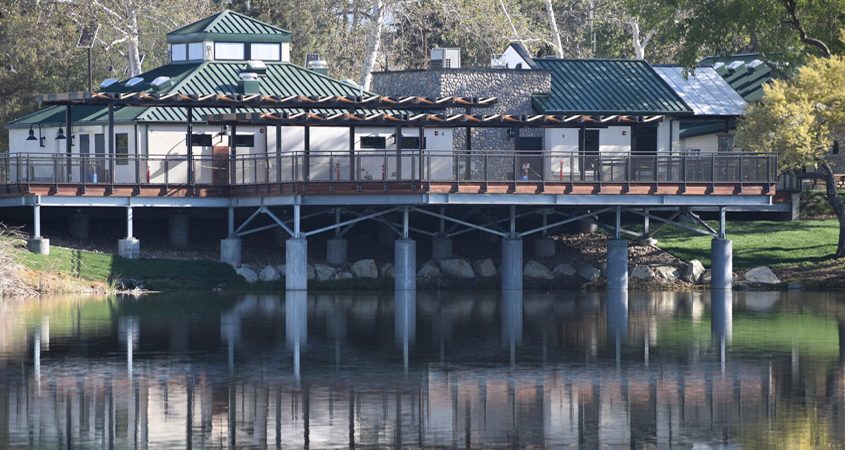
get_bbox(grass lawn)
[655,219,840,269]
[15,244,245,291]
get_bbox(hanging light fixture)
[26,126,37,141]
[56,127,66,140]
[216,125,229,137]
[27,124,45,147]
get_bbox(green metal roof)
[679,120,734,139]
[531,59,692,115]
[700,54,775,102]
[167,10,291,44]
[8,61,377,127]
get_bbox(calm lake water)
[1,290,844,449]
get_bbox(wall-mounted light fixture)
[26,124,46,147]
[55,127,67,140]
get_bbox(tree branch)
[782,0,832,58]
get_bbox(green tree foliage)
[737,56,845,256]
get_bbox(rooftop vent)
[305,53,329,76]
[238,72,260,95]
[150,76,172,91]
[247,60,268,75]
[747,59,764,69]
[430,47,461,69]
[726,60,745,70]
[99,78,118,89]
[125,77,144,87]
[712,62,725,70]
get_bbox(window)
[360,136,386,149]
[115,133,129,166]
[215,42,244,60]
[171,44,187,62]
[718,134,735,153]
[400,136,425,149]
[188,42,204,61]
[251,43,281,61]
[234,135,254,147]
[79,134,90,155]
[190,134,213,147]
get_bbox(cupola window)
[188,42,204,61]
[215,42,245,60]
[250,43,281,61]
[170,44,187,62]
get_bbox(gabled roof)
[8,62,375,127]
[653,66,747,116]
[700,54,775,102]
[167,10,291,44]
[531,59,692,115]
[504,42,537,69]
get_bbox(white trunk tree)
[359,0,386,91]
[628,18,655,60]
[544,0,564,57]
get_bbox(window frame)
[250,43,281,62]
[115,133,129,166]
[360,136,387,149]
[214,42,245,61]
[187,42,204,61]
[170,43,187,62]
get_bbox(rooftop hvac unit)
[247,60,268,75]
[239,72,260,94]
[430,47,461,69]
[305,53,329,75]
[125,77,144,87]
[150,76,172,91]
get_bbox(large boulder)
[307,264,316,281]
[276,265,286,277]
[439,258,475,278]
[236,266,258,283]
[473,259,497,278]
[577,264,601,282]
[313,263,337,281]
[654,265,680,282]
[417,260,442,279]
[553,263,577,277]
[351,259,379,278]
[630,265,656,281]
[683,260,706,283]
[524,260,554,279]
[334,270,354,280]
[744,266,781,284]
[258,265,281,282]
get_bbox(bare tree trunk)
[544,0,564,57]
[629,19,645,59]
[359,0,385,91]
[127,8,142,76]
[819,162,845,257]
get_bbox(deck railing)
[0,151,778,189]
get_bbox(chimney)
[238,72,260,95]
[305,53,329,76]
[429,47,461,69]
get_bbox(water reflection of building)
[1,291,845,447]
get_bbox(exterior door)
[516,136,543,181]
[632,126,658,180]
[579,129,599,180]
[94,133,106,182]
[213,146,229,185]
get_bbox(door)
[213,146,229,185]
[579,129,600,180]
[516,136,543,181]
[632,126,658,180]
[94,133,106,182]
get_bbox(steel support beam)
[411,207,507,238]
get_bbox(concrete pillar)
[169,213,190,247]
[27,237,50,255]
[220,238,242,266]
[501,237,523,290]
[326,238,348,265]
[606,239,629,290]
[711,239,733,289]
[118,238,141,259]
[533,238,555,258]
[431,235,453,261]
[394,239,416,290]
[68,213,90,240]
[285,238,308,291]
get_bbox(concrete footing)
[606,239,629,290]
[394,239,417,290]
[27,237,49,255]
[220,238,242,266]
[711,238,733,289]
[431,236,453,261]
[118,238,141,259]
[68,213,90,240]
[501,237,523,290]
[579,220,598,234]
[285,238,308,291]
[326,238,348,265]
[533,238,556,258]
[169,214,190,247]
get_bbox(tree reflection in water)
[1,290,845,448]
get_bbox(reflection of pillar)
[607,290,628,366]
[395,290,416,373]
[710,289,732,374]
[286,291,308,383]
[502,290,523,366]
[220,311,240,376]
[118,316,139,380]
[328,300,347,368]
[34,328,41,392]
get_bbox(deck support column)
[607,207,628,290]
[501,206,522,290]
[533,209,556,257]
[220,207,241,266]
[27,204,49,255]
[395,206,416,290]
[431,209,452,261]
[326,210,347,265]
[118,206,140,259]
[286,204,308,291]
[711,208,733,290]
